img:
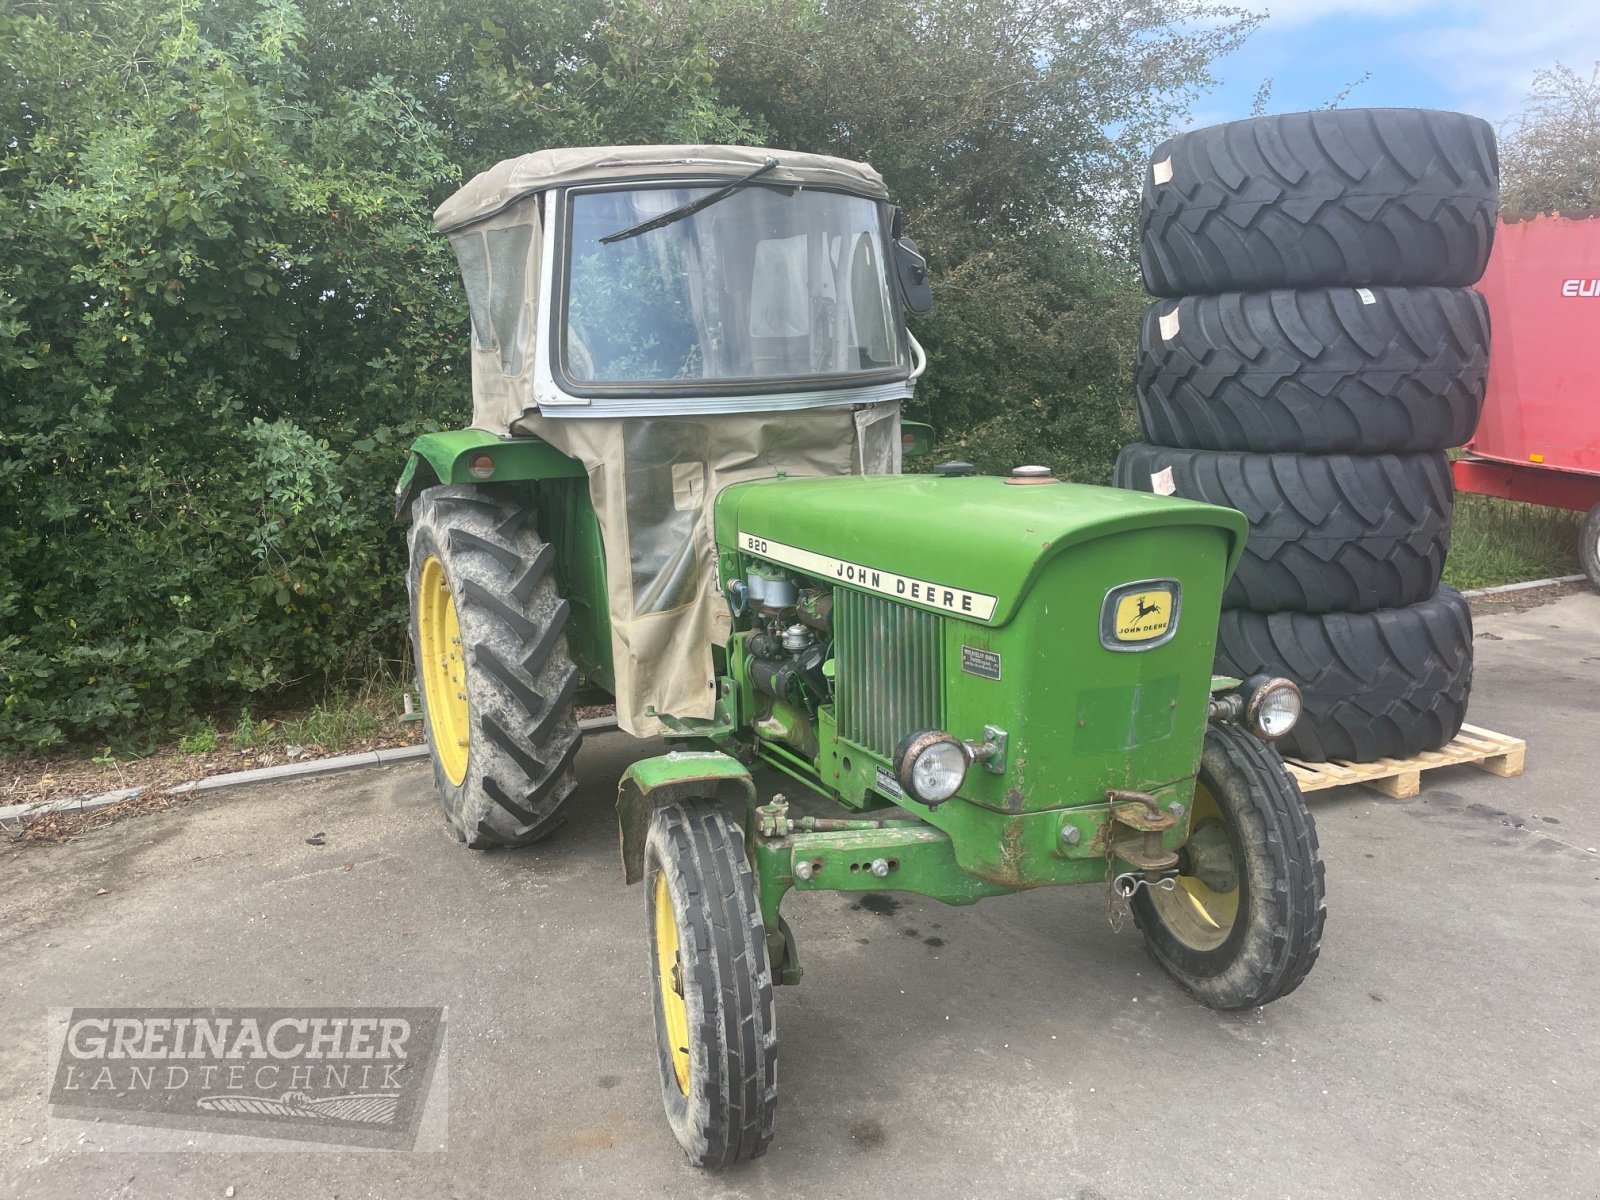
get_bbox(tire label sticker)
[1158,307,1181,340]
[1150,466,1176,496]
[738,532,999,621]
[874,765,904,800]
[1151,156,1173,185]
[1357,288,1376,304]
[960,646,1002,680]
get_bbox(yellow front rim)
[653,871,692,1095]
[418,556,470,787]
[1150,781,1240,952]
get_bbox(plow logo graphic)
[48,1007,445,1150]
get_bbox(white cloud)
[1242,0,1600,121]
[1400,2,1600,121]
[1244,0,1443,28]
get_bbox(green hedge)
[0,0,1251,750]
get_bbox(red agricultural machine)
[1453,213,1600,586]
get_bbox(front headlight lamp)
[895,730,968,807]
[1243,675,1302,741]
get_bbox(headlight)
[895,730,968,806]
[1243,675,1302,740]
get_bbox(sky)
[1191,0,1600,129]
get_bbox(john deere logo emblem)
[1117,592,1170,640]
[1101,581,1181,651]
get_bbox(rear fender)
[617,752,755,884]
[394,429,586,520]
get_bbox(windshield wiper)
[599,157,787,244]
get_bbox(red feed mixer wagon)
[1454,213,1600,585]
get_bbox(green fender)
[617,751,755,885]
[394,428,586,520]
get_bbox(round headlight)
[896,731,968,806]
[1244,676,1302,740]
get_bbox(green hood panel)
[715,475,1247,625]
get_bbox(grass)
[225,672,413,756]
[178,726,219,756]
[2,668,422,814]
[1444,494,1584,591]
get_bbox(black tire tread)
[647,803,777,1167]
[1141,108,1499,295]
[1137,286,1489,454]
[406,484,582,848]
[1114,443,1452,612]
[1133,725,1325,1010]
[1215,588,1473,762]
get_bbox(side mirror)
[900,421,935,458]
[893,237,933,316]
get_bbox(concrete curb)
[1460,574,1586,599]
[0,716,620,824]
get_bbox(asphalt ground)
[3,592,1598,1200]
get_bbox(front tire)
[645,803,777,1167]
[1133,725,1326,1011]
[406,484,582,847]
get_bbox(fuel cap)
[1005,464,1059,485]
[934,461,976,477]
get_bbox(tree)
[1500,63,1600,213]
[679,0,1258,476]
[1,0,1255,749]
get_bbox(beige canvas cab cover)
[433,144,890,233]
[432,146,911,736]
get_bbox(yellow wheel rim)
[1150,781,1240,952]
[418,556,470,787]
[653,871,692,1095]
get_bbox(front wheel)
[1133,725,1326,1010]
[645,803,777,1167]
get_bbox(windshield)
[562,186,903,388]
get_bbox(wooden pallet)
[1282,724,1526,799]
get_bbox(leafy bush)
[1,0,1249,750]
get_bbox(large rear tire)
[1581,504,1600,590]
[407,484,582,848]
[1133,724,1325,1011]
[1136,286,1489,455]
[1140,109,1499,296]
[1114,443,1452,612]
[645,803,777,1167]
[1215,588,1473,763]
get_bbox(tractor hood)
[715,474,1248,626]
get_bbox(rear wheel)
[1133,725,1326,1010]
[645,803,777,1167]
[407,484,582,848]
[1581,504,1600,590]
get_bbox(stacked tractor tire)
[1116,109,1500,762]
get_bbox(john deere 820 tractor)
[398,145,1326,1165]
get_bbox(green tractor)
[398,145,1326,1166]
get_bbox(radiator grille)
[834,588,943,759]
